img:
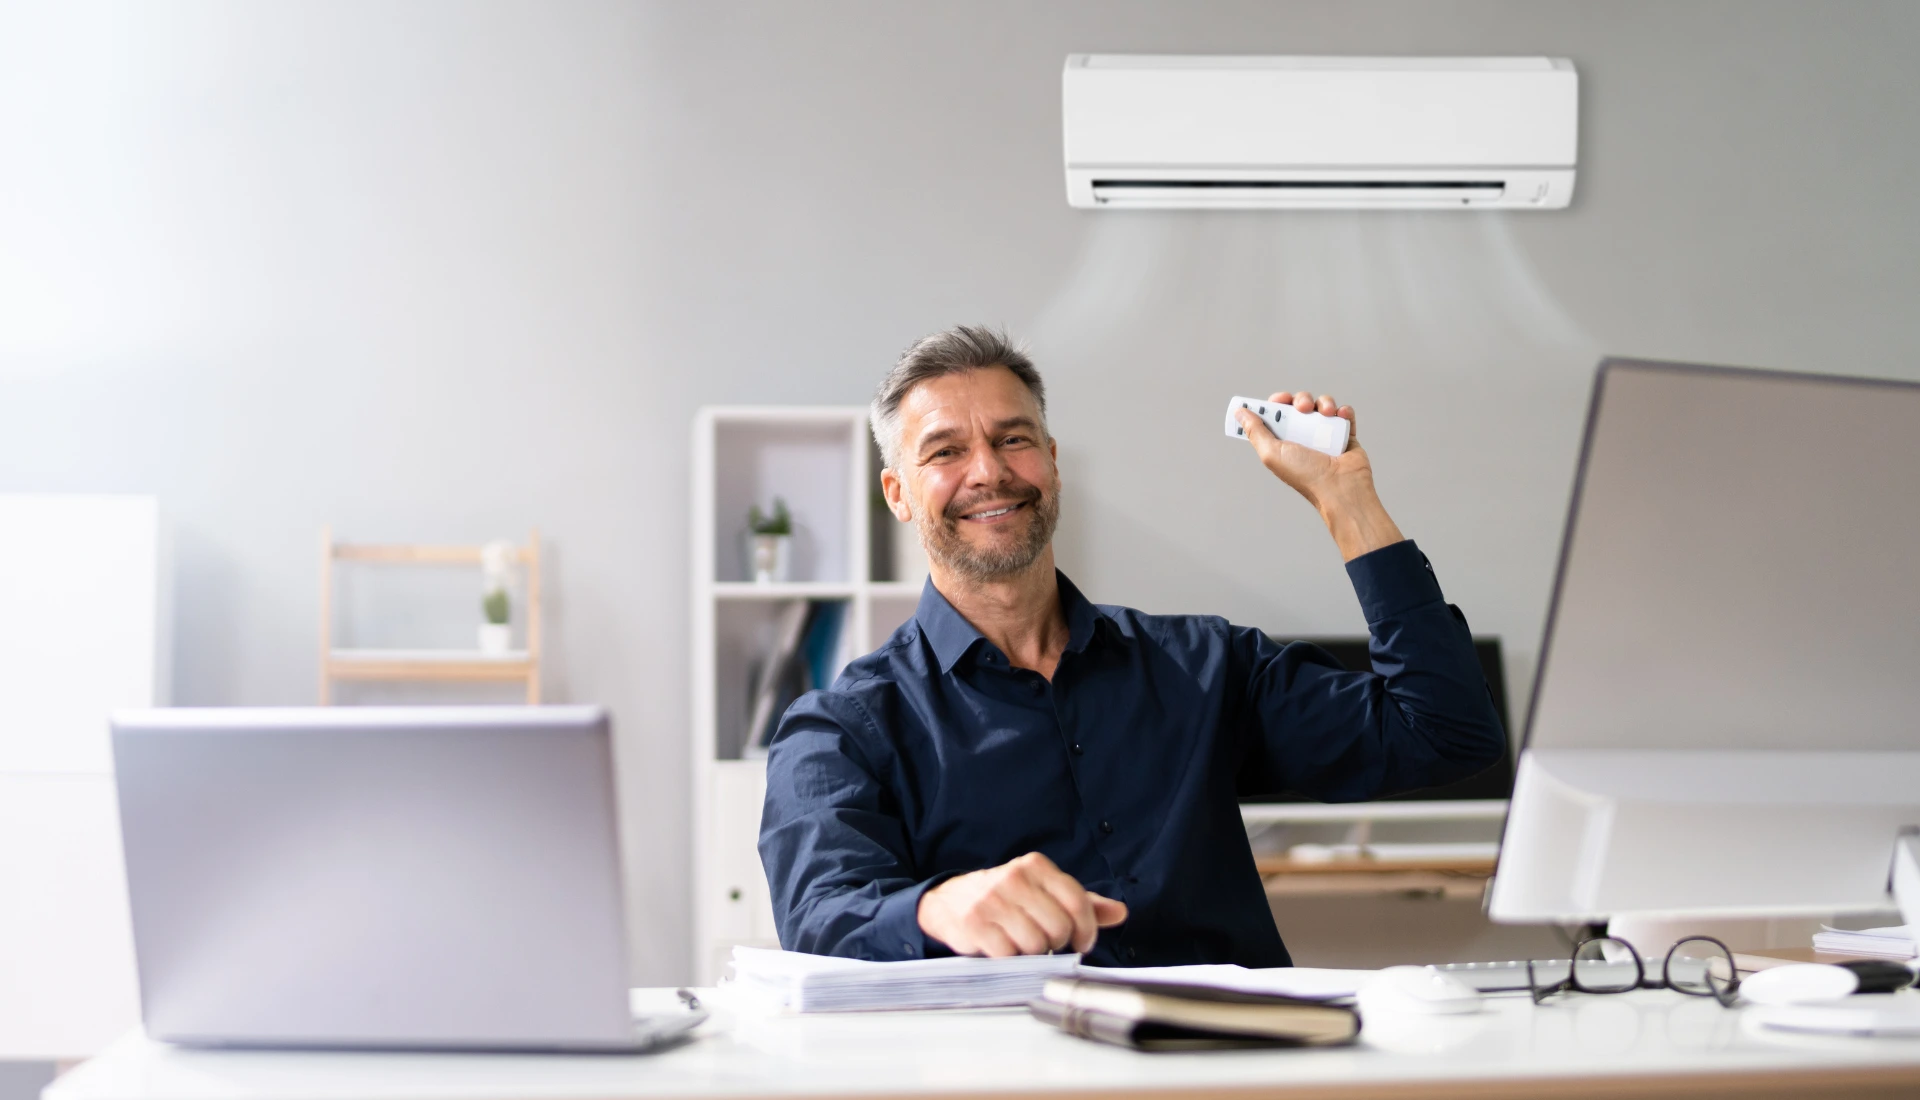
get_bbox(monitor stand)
[1891,828,1920,940]
[1607,829,1920,960]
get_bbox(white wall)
[2,0,1917,984]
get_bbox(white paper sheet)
[1075,963,1374,999]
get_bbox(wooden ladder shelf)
[318,527,542,704]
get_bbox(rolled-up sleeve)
[758,687,954,959]
[1232,539,1507,801]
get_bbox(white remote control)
[1223,396,1351,457]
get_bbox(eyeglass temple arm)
[1890,829,1920,972]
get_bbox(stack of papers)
[728,948,1379,1013]
[730,946,1080,1012]
[1812,925,1917,959]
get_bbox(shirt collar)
[916,570,1110,675]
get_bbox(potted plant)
[478,540,514,653]
[746,497,793,584]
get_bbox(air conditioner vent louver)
[1094,180,1507,190]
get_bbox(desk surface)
[45,987,1920,1100]
[1253,857,1495,877]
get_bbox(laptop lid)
[111,706,636,1051]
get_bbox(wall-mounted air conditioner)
[1063,55,1578,210]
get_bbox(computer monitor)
[1240,636,1514,814]
[1488,359,1920,931]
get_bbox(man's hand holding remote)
[917,851,1128,957]
[1234,390,1405,562]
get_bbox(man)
[758,325,1505,966]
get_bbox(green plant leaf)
[482,587,510,625]
[748,496,793,535]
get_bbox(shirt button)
[1071,742,1084,755]
[1127,947,1138,961]
[1100,820,1114,835]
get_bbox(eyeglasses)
[1526,935,1741,1007]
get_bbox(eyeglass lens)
[1664,935,1740,1004]
[1570,937,1641,993]
[1529,937,1643,1002]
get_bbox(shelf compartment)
[711,417,862,585]
[713,598,855,761]
[867,588,921,649]
[320,528,542,703]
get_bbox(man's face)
[883,366,1061,583]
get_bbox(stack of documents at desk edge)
[1812,925,1918,959]
[729,946,1080,1012]
[1031,975,1360,1051]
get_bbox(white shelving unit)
[691,407,924,983]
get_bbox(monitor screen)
[1491,359,1920,923]
[1240,636,1513,803]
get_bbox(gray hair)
[870,325,1048,468]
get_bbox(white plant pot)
[748,533,792,584]
[477,623,513,654]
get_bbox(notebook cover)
[1028,999,1334,1052]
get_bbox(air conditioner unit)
[1063,55,1578,210]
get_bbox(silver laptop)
[111,705,702,1052]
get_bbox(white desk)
[44,988,1920,1100]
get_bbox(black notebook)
[1031,977,1361,1052]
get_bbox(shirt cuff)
[1344,539,1445,624]
[870,871,964,960]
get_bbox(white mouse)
[1738,963,1860,1006]
[1358,965,1483,1016]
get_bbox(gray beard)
[913,478,1061,583]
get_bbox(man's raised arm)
[1229,390,1505,800]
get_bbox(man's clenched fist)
[917,851,1128,957]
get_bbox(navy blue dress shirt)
[758,539,1505,967]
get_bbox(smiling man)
[758,325,1505,966]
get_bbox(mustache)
[943,482,1043,520]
